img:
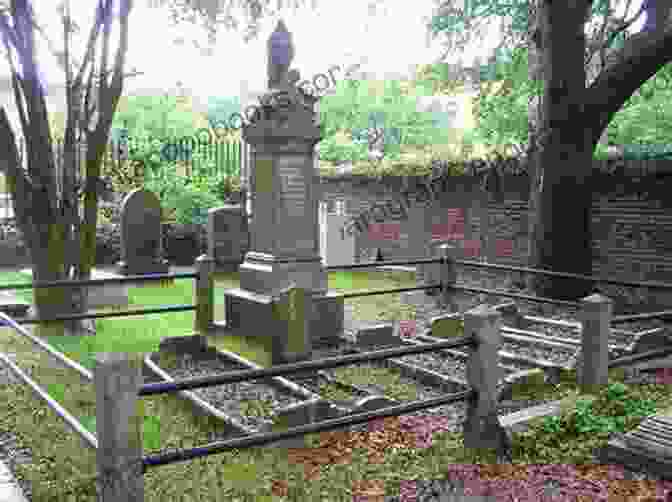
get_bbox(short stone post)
[95,353,144,502]
[271,284,313,366]
[577,294,613,393]
[438,244,458,311]
[194,254,215,334]
[463,305,511,457]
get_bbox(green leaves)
[318,77,448,166]
[144,169,227,226]
[471,46,538,156]
[538,381,659,440]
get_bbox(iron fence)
[0,250,671,500]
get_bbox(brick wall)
[318,159,672,311]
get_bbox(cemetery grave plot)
[287,369,372,405]
[146,347,315,435]
[505,315,671,360]
[281,338,474,422]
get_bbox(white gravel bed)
[499,340,577,365]
[398,351,468,379]
[155,352,306,432]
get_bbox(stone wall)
[317,158,672,311]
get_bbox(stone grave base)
[20,268,129,309]
[116,259,170,276]
[223,288,344,359]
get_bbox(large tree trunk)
[527,0,594,300]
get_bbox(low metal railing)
[1,246,667,500]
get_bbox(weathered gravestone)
[116,189,170,276]
[207,205,249,273]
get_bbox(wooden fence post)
[463,305,511,457]
[194,254,215,334]
[95,352,144,502]
[577,294,613,393]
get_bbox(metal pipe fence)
[95,300,509,500]
[0,247,653,500]
[608,345,672,369]
[141,389,476,470]
[453,258,672,291]
[138,336,476,396]
[0,312,92,380]
[14,305,196,324]
[325,257,441,271]
[0,351,98,450]
[0,259,219,470]
[611,310,672,324]
[0,271,197,291]
[450,284,581,308]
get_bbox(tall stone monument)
[224,20,344,358]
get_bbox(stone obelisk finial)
[267,20,295,90]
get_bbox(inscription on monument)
[279,156,306,218]
[277,156,312,254]
[254,158,275,254]
[256,158,275,194]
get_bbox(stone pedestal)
[225,288,343,350]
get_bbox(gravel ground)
[152,351,307,432]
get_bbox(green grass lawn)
[0,268,419,369]
[1,268,672,500]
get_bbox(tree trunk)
[527,0,594,301]
[30,222,85,337]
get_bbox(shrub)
[144,170,225,226]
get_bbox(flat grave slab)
[19,268,129,309]
[598,415,672,480]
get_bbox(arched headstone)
[116,189,169,275]
[207,205,248,273]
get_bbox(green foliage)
[318,78,450,165]
[471,46,541,156]
[538,382,658,437]
[603,63,672,151]
[429,0,619,53]
[144,169,225,226]
[102,134,165,193]
[318,130,370,164]
[112,94,203,141]
[472,44,672,158]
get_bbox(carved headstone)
[207,205,248,273]
[116,189,169,276]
